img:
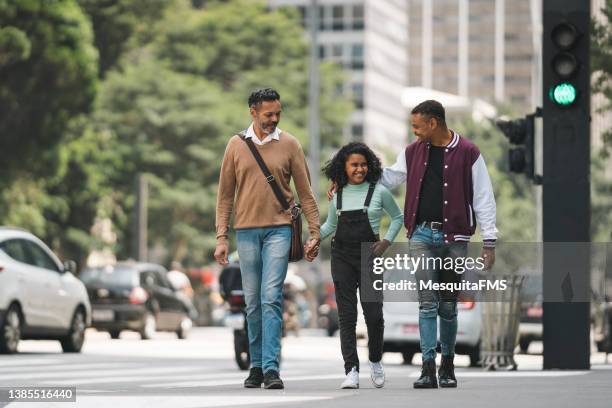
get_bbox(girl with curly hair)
[317,142,403,389]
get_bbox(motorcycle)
[219,263,250,370]
[219,261,286,370]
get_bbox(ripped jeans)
[236,226,291,373]
[410,224,468,361]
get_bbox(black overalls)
[331,182,384,374]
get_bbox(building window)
[351,44,364,70]
[332,5,344,31]
[352,83,364,110]
[332,44,344,60]
[318,5,327,30]
[319,45,326,59]
[351,124,364,140]
[352,5,365,30]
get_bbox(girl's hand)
[371,239,391,257]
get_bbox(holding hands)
[304,238,321,262]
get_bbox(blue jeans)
[236,226,291,373]
[410,224,467,361]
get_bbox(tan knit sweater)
[215,132,320,244]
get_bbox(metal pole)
[308,0,320,197]
[133,173,148,262]
[307,0,322,314]
[541,0,591,369]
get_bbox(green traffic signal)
[549,82,577,106]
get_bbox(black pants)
[331,242,384,374]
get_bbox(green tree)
[592,0,612,157]
[154,0,350,148]
[452,116,537,243]
[0,0,98,182]
[93,0,351,265]
[77,0,170,77]
[93,62,241,264]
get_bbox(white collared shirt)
[244,123,282,146]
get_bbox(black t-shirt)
[416,146,444,223]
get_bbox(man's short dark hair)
[248,88,280,108]
[411,100,446,127]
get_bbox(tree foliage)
[592,0,612,157]
[90,0,351,265]
[77,0,169,77]
[0,0,98,181]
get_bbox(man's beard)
[261,123,277,135]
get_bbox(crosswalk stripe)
[0,358,63,367]
[407,371,590,378]
[142,373,346,388]
[7,395,333,408]
[46,370,307,386]
[0,365,203,381]
[0,362,141,374]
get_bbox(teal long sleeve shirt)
[320,182,403,242]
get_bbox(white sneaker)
[340,367,359,389]
[369,360,385,388]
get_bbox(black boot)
[438,356,457,388]
[413,359,438,389]
[244,367,264,388]
[438,355,457,388]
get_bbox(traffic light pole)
[541,0,591,370]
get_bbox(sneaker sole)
[264,383,284,390]
[341,385,359,389]
[371,378,385,388]
[439,383,457,388]
[244,383,262,388]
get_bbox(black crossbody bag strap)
[240,133,291,212]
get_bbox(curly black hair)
[248,88,280,108]
[322,142,382,187]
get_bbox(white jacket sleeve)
[380,150,407,190]
[471,154,497,245]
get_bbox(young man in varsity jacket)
[380,100,497,389]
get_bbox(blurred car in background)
[0,227,90,354]
[383,300,482,366]
[80,262,193,340]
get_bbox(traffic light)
[543,5,589,110]
[541,0,591,371]
[495,112,536,180]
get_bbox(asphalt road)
[1,327,611,408]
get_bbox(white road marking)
[142,373,346,388]
[7,395,333,408]
[0,365,203,381]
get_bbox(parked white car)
[383,300,482,366]
[0,227,91,354]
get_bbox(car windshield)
[80,265,138,287]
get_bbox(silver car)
[0,227,91,354]
[383,300,482,366]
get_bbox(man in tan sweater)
[215,88,320,389]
